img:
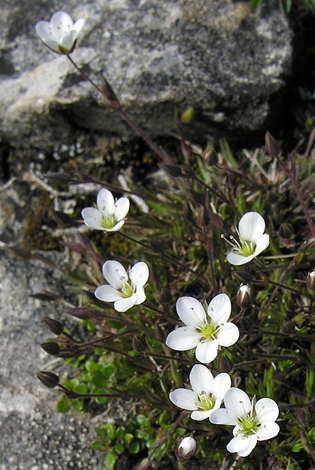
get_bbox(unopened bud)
[40,342,60,356]
[177,436,197,460]
[132,335,148,354]
[296,409,307,428]
[282,321,296,336]
[196,205,210,227]
[217,354,233,373]
[163,164,183,177]
[307,270,315,292]
[183,200,193,221]
[181,106,195,124]
[189,189,204,206]
[101,76,120,105]
[203,149,218,166]
[265,131,281,158]
[159,289,173,304]
[236,285,253,310]
[37,371,60,388]
[279,223,294,239]
[44,317,64,336]
[233,271,253,284]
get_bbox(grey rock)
[0,249,106,470]
[0,0,292,152]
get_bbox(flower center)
[119,279,135,298]
[197,391,215,411]
[201,323,218,341]
[237,414,260,437]
[239,240,256,257]
[101,214,117,229]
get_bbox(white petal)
[114,294,137,312]
[81,208,103,229]
[226,252,254,266]
[211,373,231,401]
[51,11,73,40]
[102,260,127,289]
[216,323,239,347]
[189,364,213,396]
[166,327,202,351]
[191,409,213,421]
[239,212,265,243]
[169,389,198,411]
[224,388,251,417]
[253,233,270,256]
[210,408,239,426]
[227,435,257,457]
[255,398,279,423]
[256,422,280,441]
[94,285,122,302]
[135,286,146,305]
[195,339,218,364]
[72,18,85,34]
[129,262,149,287]
[97,188,115,215]
[115,197,130,221]
[176,297,206,328]
[208,293,231,325]
[105,220,126,232]
[35,20,51,41]
[60,30,77,52]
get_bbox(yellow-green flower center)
[101,214,117,229]
[198,392,215,411]
[120,280,135,298]
[238,415,260,437]
[201,323,218,341]
[239,240,256,257]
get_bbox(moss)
[23,192,59,250]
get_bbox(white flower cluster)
[35,12,278,460]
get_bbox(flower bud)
[236,285,253,310]
[196,205,210,227]
[40,342,60,356]
[44,317,64,336]
[296,409,307,428]
[177,437,197,460]
[37,371,60,388]
[307,270,315,292]
[159,289,173,304]
[265,131,281,158]
[132,335,148,354]
[181,106,195,124]
[279,223,294,239]
[217,354,233,373]
[203,149,218,166]
[281,321,296,336]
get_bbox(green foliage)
[35,114,315,470]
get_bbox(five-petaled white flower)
[226,212,269,266]
[95,260,149,312]
[35,11,85,55]
[169,364,231,421]
[210,388,280,457]
[81,188,130,232]
[165,294,239,364]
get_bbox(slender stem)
[120,231,208,282]
[67,55,175,166]
[202,228,217,296]
[279,398,315,410]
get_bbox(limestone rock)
[0,0,292,151]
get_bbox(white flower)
[35,11,85,55]
[169,364,231,421]
[81,188,130,232]
[95,260,149,312]
[226,212,269,266]
[165,294,239,364]
[210,388,280,457]
[177,436,197,459]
